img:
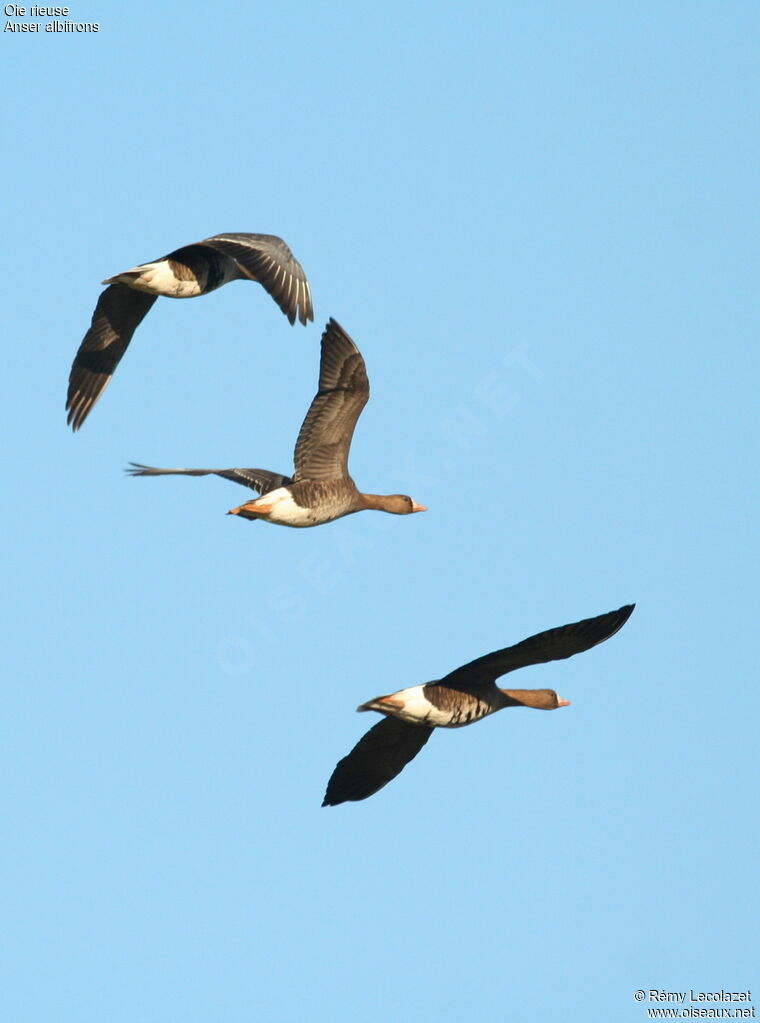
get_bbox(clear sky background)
[2,3,757,1021]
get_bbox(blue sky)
[2,3,757,1021]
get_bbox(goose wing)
[66,285,157,430]
[199,233,313,325]
[440,605,635,690]
[127,463,290,495]
[293,319,369,482]
[322,718,434,806]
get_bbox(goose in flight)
[128,318,427,528]
[322,604,635,805]
[66,232,313,429]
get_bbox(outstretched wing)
[293,319,369,481]
[127,463,291,495]
[322,718,434,806]
[199,233,313,325]
[440,605,635,690]
[67,285,157,430]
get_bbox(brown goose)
[322,604,635,805]
[66,232,313,430]
[128,318,427,528]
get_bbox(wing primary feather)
[440,604,636,689]
[126,463,291,494]
[322,718,434,806]
[292,319,369,481]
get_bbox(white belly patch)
[255,488,330,528]
[121,261,203,298]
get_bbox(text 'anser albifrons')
[128,318,427,528]
[66,233,313,430]
[323,604,635,805]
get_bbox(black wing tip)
[66,397,90,431]
[289,295,313,326]
[273,282,313,328]
[321,787,361,807]
[591,603,635,644]
[322,317,359,352]
[66,382,90,431]
[301,288,315,325]
[321,778,342,807]
[612,603,636,625]
[287,302,313,326]
[576,603,636,640]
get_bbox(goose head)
[499,688,571,710]
[360,493,427,515]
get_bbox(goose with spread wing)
[322,604,635,805]
[128,318,427,528]
[66,232,313,430]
